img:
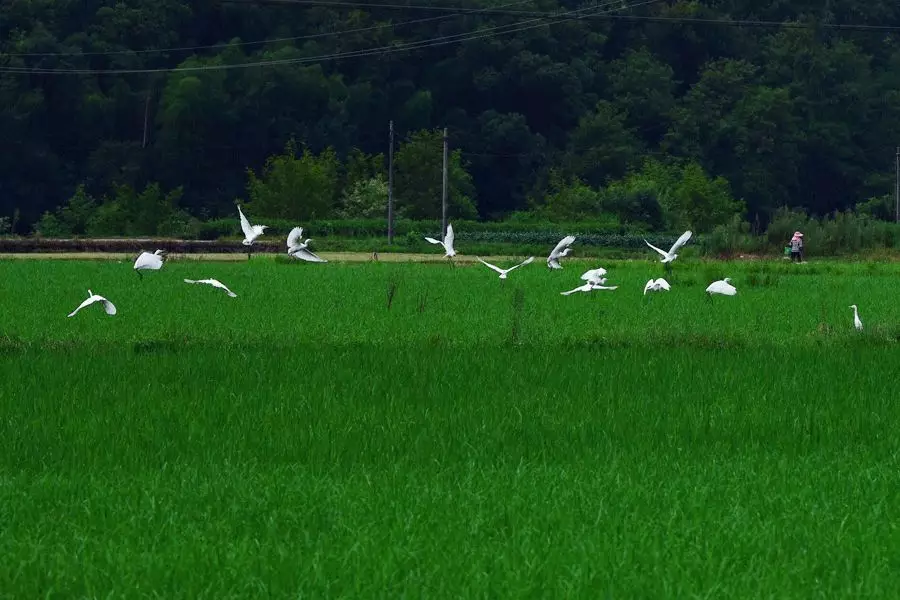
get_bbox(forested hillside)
[2,0,900,237]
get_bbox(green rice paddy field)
[1,256,900,597]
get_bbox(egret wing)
[507,256,535,271]
[424,237,443,246]
[643,279,654,295]
[643,239,669,258]
[237,206,254,240]
[101,298,117,315]
[549,235,575,259]
[667,230,693,254]
[291,248,328,263]
[444,223,454,250]
[287,227,304,252]
[547,258,562,269]
[67,296,95,317]
[475,257,504,274]
[656,278,671,290]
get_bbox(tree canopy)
[3,0,900,234]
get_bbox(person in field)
[789,231,804,263]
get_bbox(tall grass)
[1,258,899,596]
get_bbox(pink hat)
[793,231,803,237]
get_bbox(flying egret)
[705,277,737,296]
[850,304,863,331]
[67,289,117,317]
[424,222,456,264]
[561,282,618,295]
[183,278,237,297]
[133,249,167,279]
[238,205,267,259]
[547,235,576,269]
[580,268,608,286]
[286,226,328,263]
[644,230,693,268]
[643,278,671,294]
[475,256,534,279]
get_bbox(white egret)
[547,235,575,269]
[643,278,671,294]
[67,289,117,317]
[850,304,863,331]
[580,268,608,286]
[286,226,327,263]
[238,205,267,259]
[424,222,456,262]
[705,277,737,296]
[475,256,534,279]
[644,230,693,265]
[133,249,167,279]
[561,282,618,295]
[183,278,237,297]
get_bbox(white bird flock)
[64,218,867,332]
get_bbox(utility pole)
[895,146,899,223]
[387,120,394,244]
[441,127,448,238]
[142,91,152,149]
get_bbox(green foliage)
[393,129,477,220]
[338,176,389,219]
[246,140,340,221]
[857,194,896,222]
[7,0,900,239]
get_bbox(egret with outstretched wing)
[475,256,534,279]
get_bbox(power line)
[0,0,660,75]
[2,0,537,57]
[223,0,900,31]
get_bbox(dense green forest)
[2,0,900,238]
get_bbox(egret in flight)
[424,222,456,264]
[475,256,534,279]
[643,278,671,294]
[133,249,167,279]
[580,268,608,285]
[183,278,237,297]
[705,277,737,297]
[644,230,693,268]
[286,227,327,263]
[561,282,618,295]
[238,205,267,259]
[547,235,575,269]
[67,290,117,317]
[850,304,863,331]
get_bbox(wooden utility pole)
[441,127,448,238]
[387,120,395,244]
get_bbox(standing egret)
[643,278,671,294]
[475,256,534,279]
[133,249,167,279]
[238,205,267,260]
[424,222,456,265]
[183,278,237,297]
[644,230,693,269]
[286,226,327,263]
[547,235,576,269]
[67,290,117,317]
[850,304,863,331]
[705,277,737,297]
